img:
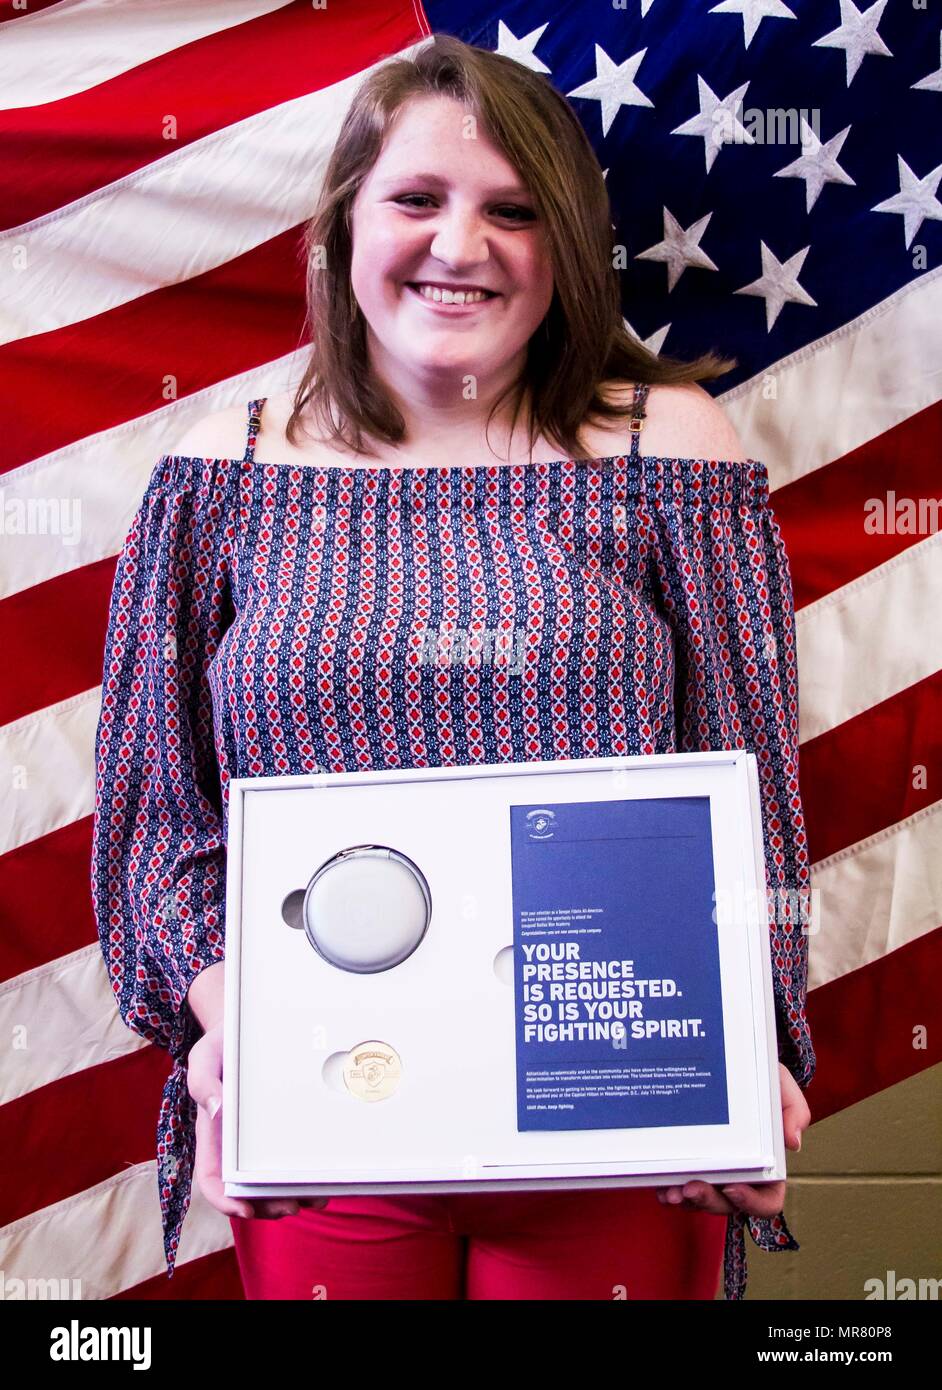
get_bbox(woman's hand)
[187,1019,329,1221]
[655,1063,811,1218]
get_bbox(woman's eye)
[393,195,534,222]
[494,205,535,222]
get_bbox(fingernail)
[795,1133,802,1150]
[207,1096,221,1119]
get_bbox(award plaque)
[223,752,787,1199]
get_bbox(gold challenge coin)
[343,1040,402,1102]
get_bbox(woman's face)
[349,94,555,393]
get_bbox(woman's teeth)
[410,284,494,304]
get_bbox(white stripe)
[0,944,144,1107]
[720,266,942,488]
[796,530,942,743]
[0,1162,232,1299]
[0,349,306,601]
[809,800,942,990]
[0,687,100,856]
[0,0,293,110]
[0,44,426,344]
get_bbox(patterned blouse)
[91,382,815,1300]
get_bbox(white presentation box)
[223,752,786,1199]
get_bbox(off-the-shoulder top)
[90,381,815,1300]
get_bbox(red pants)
[230,1187,726,1300]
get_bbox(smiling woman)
[92,32,813,1309]
[285,36,736,469]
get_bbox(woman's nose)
[428,210,491,266]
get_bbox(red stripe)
[0,1045,171,1226]
[0,817,97,982]
[0,557,116,726]
[773,400,942,610]
[805,927,942,1122]
[800,671,942,864]
[0,0,426,229]
[3,231,307,471]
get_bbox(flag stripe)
[810,805,942,990]
[0,0,425,230]
[807,928,942,1122]
[774,401,942,610]
[0,944,139,1106]
[0,817,98,981]
[0,1160,232,1299]
[0,37,424,347]
[0,558,115,727]
[0,1046,167,1226]
[800,671,942,865]
[721,267,942,490]
[2,234,307,469]
[0,688,99,856]
[796,533,942,743]
[0,350,306,601]
[0,0,294,116]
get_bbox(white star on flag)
[707,0,797,48]
[494,20,551,74]
[567,45,654,138]
[812,0,892,87]
[634,208,719,291]
[734,241,817,330]
[773,120,856,214]
[671,77,754,173]
[871,156,942,248]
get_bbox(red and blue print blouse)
[91,383,816,1300]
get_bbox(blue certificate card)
[510,796,729,1132]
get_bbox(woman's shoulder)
[165,400,259,460]
[595,379,751,464]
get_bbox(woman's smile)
[402,281,502,314]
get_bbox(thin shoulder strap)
[628,382,648,461]
[244,398,266,462]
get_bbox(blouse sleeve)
[641,456,816,1299]
[90,453,234,1275]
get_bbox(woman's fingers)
[779,1063,812,1151]
[657,1181,732,1215]
[656,1179,788,1218]
[193,1102,255,1219]
[654,1068,810,1220]
[186,1023,225,1117]
[188,1021,331,1221]
[721,1180,788,1218]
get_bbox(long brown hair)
[286,33,735,463]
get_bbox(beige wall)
[714,1064,942,1298]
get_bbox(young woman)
[92,34,814,1300]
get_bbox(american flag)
[1,0,938,1299]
